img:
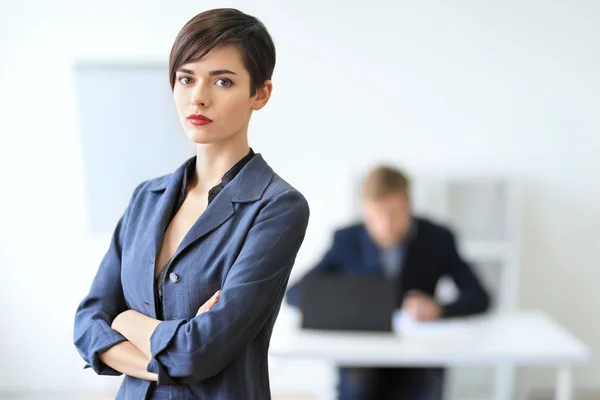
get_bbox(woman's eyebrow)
[208,69,237,76]
[177,68,237,76]
[177,67,195,75]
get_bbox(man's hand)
[403,290,442,321]
[197,290,221,316]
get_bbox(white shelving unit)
[412,176,521,400]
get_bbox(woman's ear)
[251,80,273,111]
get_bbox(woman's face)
[173,44,272,146]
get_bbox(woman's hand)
[197,290,221,316]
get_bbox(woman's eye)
[179,76,193,85]
[215,78,233,88]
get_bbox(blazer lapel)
[137,161,189,318]
[169,154,274,264]
[360,227,382,275]
[170,185,235,262]
[397,219,420,289]
[147,164,188,265]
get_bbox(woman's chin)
[185,129,216,144]
[184,126,244,147]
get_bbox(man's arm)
[441,231,491,318]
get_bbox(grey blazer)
[74,154,310,399]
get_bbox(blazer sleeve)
[285,230,343,307]
[440,230,491,318]
[146,190,310,385]
[73,184,142,375]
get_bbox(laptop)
[299,275,397,332]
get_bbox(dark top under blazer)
[73,154,310,399]
[287,218,490,318]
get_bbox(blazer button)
[169,272,180,283]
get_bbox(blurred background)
[0,0,598,399]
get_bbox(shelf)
[460,240,514,263]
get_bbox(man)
[286,165,491,400]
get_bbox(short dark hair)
[363,165,411,199]
[169,8,276,95]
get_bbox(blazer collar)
[360,227,382,274]
[230,154,273,202]
[146,153,272,203]
[146,153,273,277]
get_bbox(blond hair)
[362,165,410,199]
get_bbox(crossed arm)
[99,291,221,380]
[98,340,157,381]
[74,190,309,384]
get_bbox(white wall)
[0,0,598,394]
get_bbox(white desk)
[269,310,589,400]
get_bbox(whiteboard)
[74,64,194,235]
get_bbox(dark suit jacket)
[74,154,310,399]
[287,218,489,318]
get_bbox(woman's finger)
[196,290,222,316]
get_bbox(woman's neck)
[192,134,250,192]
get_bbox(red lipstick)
[187,114,213,126]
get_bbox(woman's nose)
[191,84,210,108]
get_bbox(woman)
[73,8,310,399]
